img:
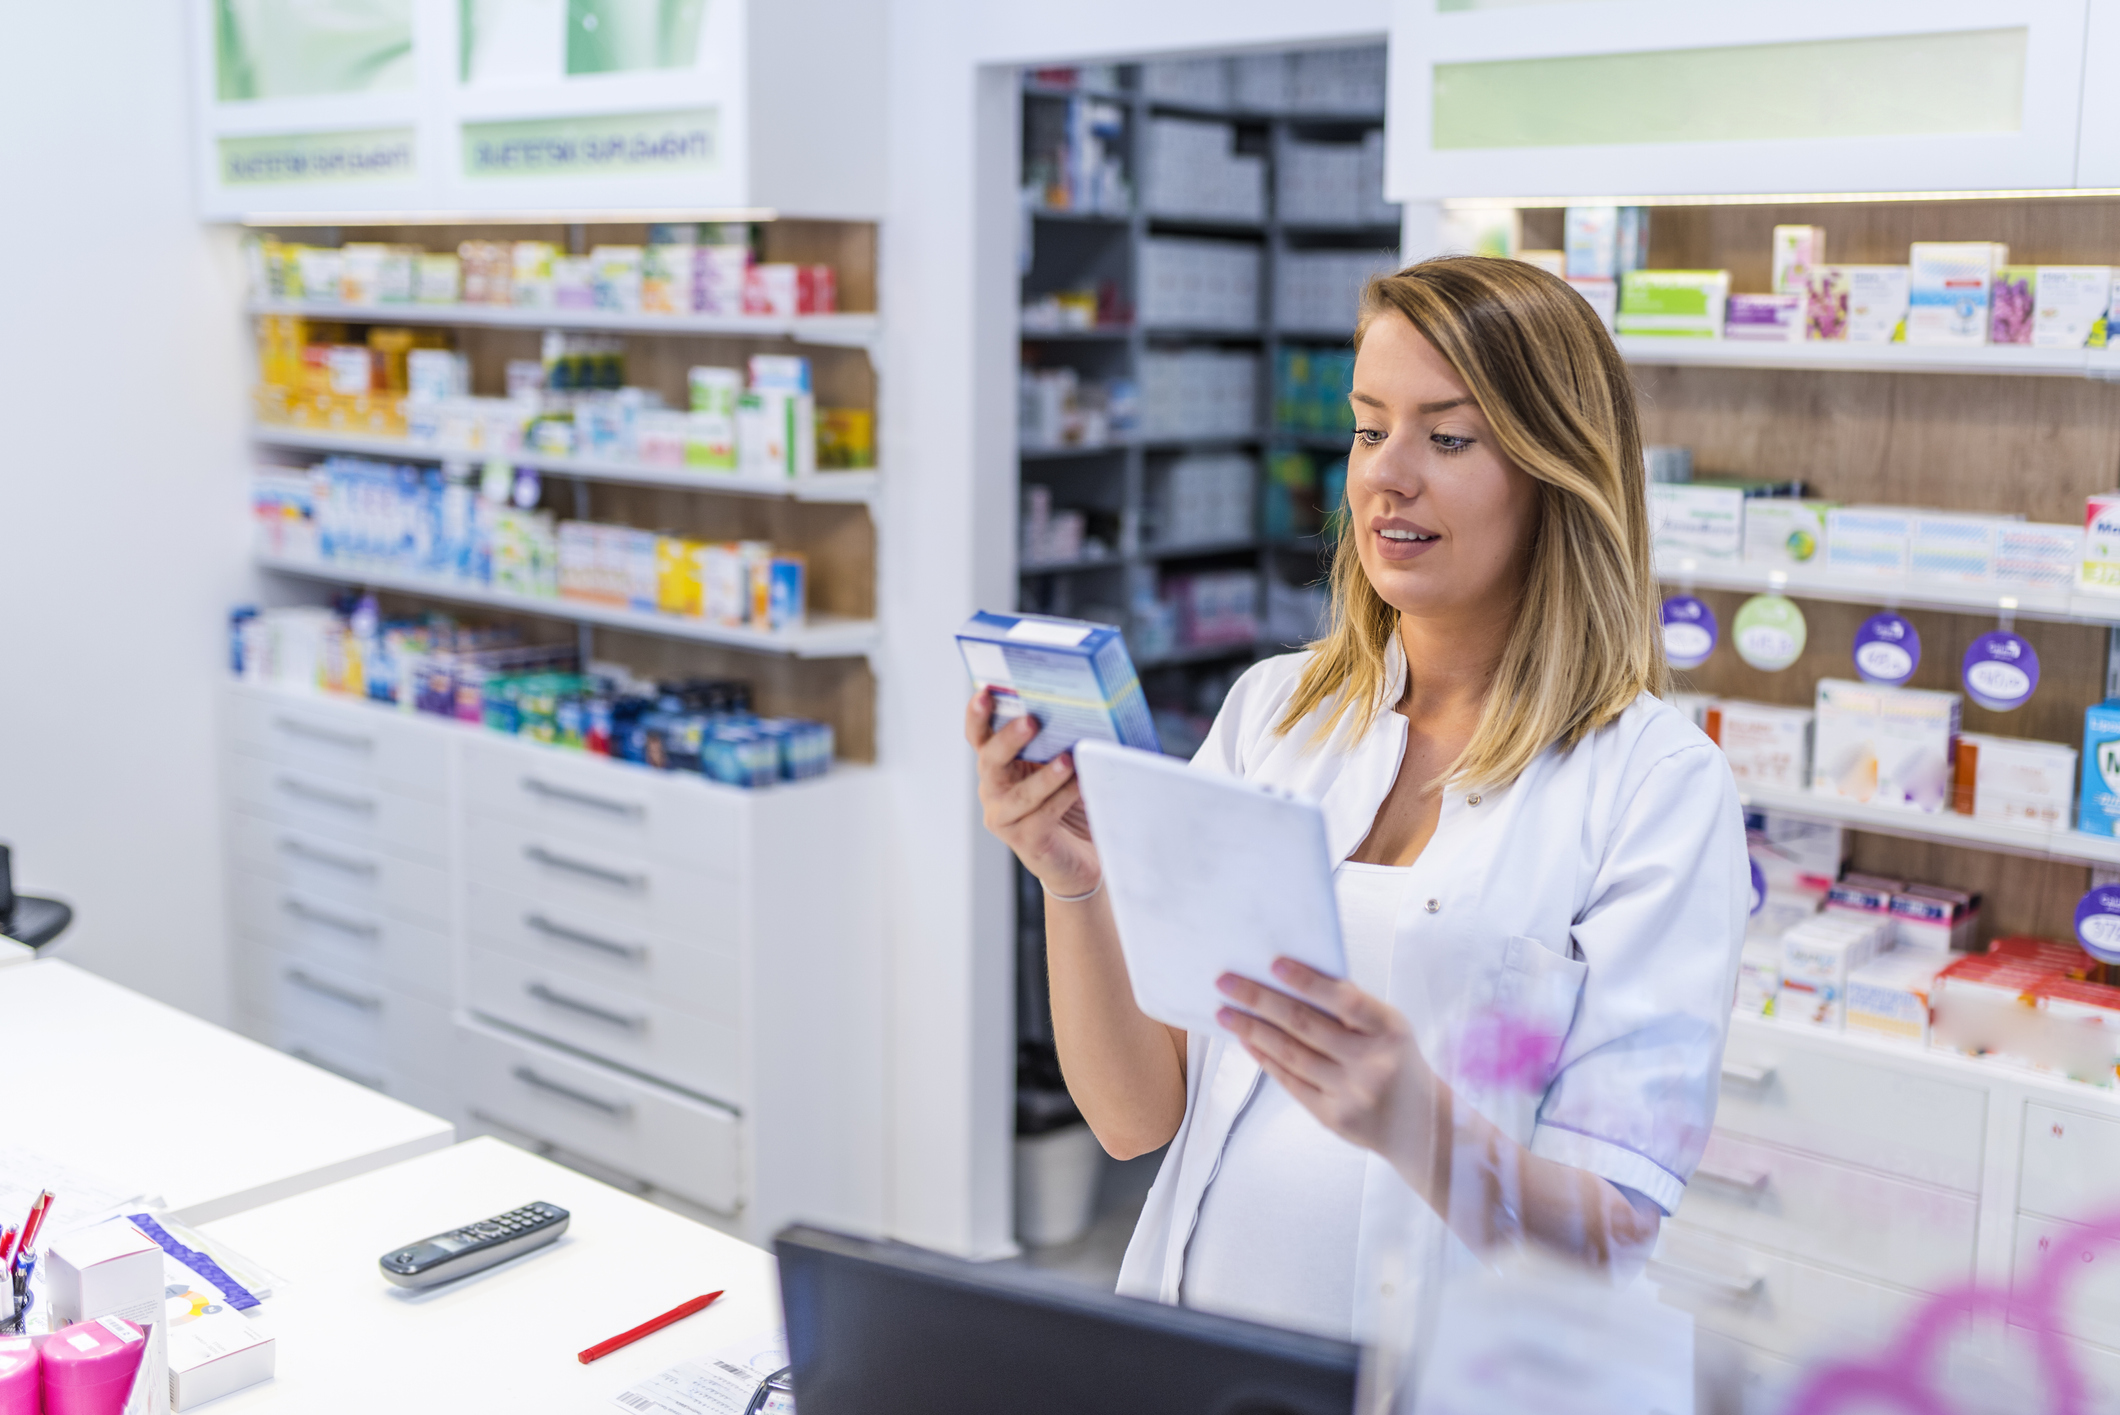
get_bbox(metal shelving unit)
[248,299,879,350]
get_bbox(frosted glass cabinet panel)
[1388,0,2090,200]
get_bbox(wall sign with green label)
[218,128,417,186]
[462,109,718,180]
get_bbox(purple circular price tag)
[1852,612,1920,686]
[1962,631,2040,711]
[2076,886,2120,965]
[1748,857,1766,917]
[1661,596,1718,669]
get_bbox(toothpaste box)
[1780,914,1888,1030]
[1990,266,2037,345]
[2081,491,2120,595]
[1909,512,2009,583]
[2034,266,2113,348]
[957,611,1159,763]
[1742,499,1833,567]
[1825,506,1913,576]
[1908,243,2006,346]
[1772,225,1826,296]
[1648,482,1745,560]
[1725,292,1804,342]
[1846,265,1912,344]
[1996,522,2081,592]
[1890,884,1981,953]
[1813,679,1961,813]
[1847,949,1946,1045]
[1952,732,2078,828]
[1618,270,1730,339]
[1705,700,1813,792]
[2078,699,2120,837]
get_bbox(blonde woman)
[968,256,1747,1342]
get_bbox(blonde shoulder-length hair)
[1275,255,1667,788]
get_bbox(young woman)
[968,256,1747,1343]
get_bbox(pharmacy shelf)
[1019,326,1133,341]
[254,552,878,660]
[1736,783,2120,869]
[246,300,879,350]
[1020,537,1266,576]
[251,425,877,505]
[1137,639,1261,668]
[1028,207,1132,226]
[1142,326,1265,341]
[1619,336,2120,380]
[1651,555,2120,628]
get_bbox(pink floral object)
[1991,273,2035,345]
[1806,275,1848,341]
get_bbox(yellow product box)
[656,536,704,616]
[817,407,875,469]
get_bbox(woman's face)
[1345,311,1540,623]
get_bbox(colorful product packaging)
[749,554,808,632]
[1996,522,2082,592]
[511,241,558,308]
[1907,242,2006,346]
[1908,512,2006,583]
[1889,884,1981,953]
[591,245,645,313]
[1847,949,1946,1045]
[1812,678,1961,813]
[1724,292,1804,342]
[656,536,704,617]
[1565,276,1617,332]
[1780,913,1888,1030]
[1989,265,2037,344]
[1647,482,1744,560]
[816,408,876,469]
[1703,700,1813,792]
[2080,491,2120,595]
[1952,732,2078,827]
[2033,266,2113,348]
[1735,940,1781,1018]
[955,610,1160,762]
[1741,499,1832,566]
[1617,270,1730,339]
[1846,266,1912,343]
[1824,506,1913,577]
[2078,699,2120,837]
[1564,206,1620,280]
[1772,225,1826,296]
[685,366,742,471]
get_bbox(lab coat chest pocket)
[1472,935,1589,1094]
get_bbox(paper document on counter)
[0,1144,153,1242]
[613,1329,792,1415]
[1074,739,1346,1035]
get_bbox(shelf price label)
[1733,594,1807,671]
[1852,612,1920,686]
[1962,631,2039,711]
[2077,887,2120,965]
[1660,595,1717,669]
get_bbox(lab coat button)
[1467,793,1482,806]
[1424,898,1440,914]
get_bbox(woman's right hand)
[965,689,1101,897]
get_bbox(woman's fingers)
[1216,972,1351,1055]
[974,713,1041,779]
[1269,957,1394,1034]
[986,752,1077,830]
[1241,1042,1328,1108]
[1218,1006,1337,1088]
[963,690,994,749]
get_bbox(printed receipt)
[611,1330,793,1415]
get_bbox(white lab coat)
[1114,638,1748,1337]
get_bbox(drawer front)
[264,949,455,1087]
[1651,1225,1925,1363]
[2013,1212,2120,1355]
[1717,1024,1988,1193]
[466,946,743,1106]
[2021,1103,2120,1223]
[465,737,743,867]
[226,690,448,801]
[457,1017,743,1214]
[466,883,738,1019]
[232,867,452,1003]
[225,753,450,862]
[229,812,449,927]
[465,819,736,942]
[1672,1132,1978,1292]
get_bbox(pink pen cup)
[40,1320,143,1415]
[0,1337,38,1415]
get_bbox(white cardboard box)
[167,1308,275,1411]
[1824,506,1912,577]
[1741,499,1832,567]
[1648,482,1744,560]
[1812,679,1961,813]
[1706,700,1813,792]
[1954,732,2079,828]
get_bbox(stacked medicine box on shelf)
[230,217,886,1239]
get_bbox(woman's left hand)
[1216,960,1442,1161]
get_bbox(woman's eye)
[1431,433,1473,454]
[1355,427,1387,445]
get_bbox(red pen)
[577,1291,723,1364]
[0,1228,16,1266]
[16,1193,54,1260]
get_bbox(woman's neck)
[1394,603,1514,725]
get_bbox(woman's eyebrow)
[1418,396,1471,414]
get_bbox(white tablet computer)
[1073,739,1346,1035]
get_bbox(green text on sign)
[219,128,417,185]
[1432,27,2026,150]
[462,108,718,179]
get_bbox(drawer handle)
[275,775,376,814]
[526,914,646,963]
[285,968,384,1012]
[283,897,381,940]
[524,845,644,891]
[1692,1163,1772,1199]
[290,1046,387,1091]
[527,981,647,1031]
[511,1065,634,1119]
[279,836,378,876]
[273,716,373,752]
[523,777,646,819]
[1646,1256,1764,1306]
[1720,1062,1777,1090]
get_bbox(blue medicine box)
[2079,700,2120,837]
[957,611,1160,762]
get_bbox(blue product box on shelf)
[2081,700,2120,837]
[957,611,1160,762]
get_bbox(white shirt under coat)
[1114,638,1749,1340]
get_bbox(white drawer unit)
[219,681,886,1244]
[225,751,450,861]
[1651,1224,1926,1364]
[456,1015,743,1216]
[2020,1103,2120,1225]
[2012,1212,2120,1356]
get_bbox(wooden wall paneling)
[759,219,878,311]
[1840,835,2089,945]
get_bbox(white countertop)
[199,1136,782,1413]
[0,960,453,1222]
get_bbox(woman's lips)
[1372,524,1440,561]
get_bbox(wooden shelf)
[247,300,879,350]
[1653,555,2118,628]
[252,426,876,504]
[1619,335,2120,380]
[1735,783,2120,869]
[255,553,878,660]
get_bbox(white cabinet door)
[1389,0,2090,199]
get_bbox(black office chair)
[0,843,71,950]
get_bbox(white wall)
[878,0,1389,1257]
[0,7,249,1018]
